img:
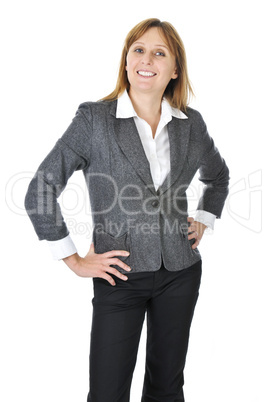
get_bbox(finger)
[106,267,129,281]
[192,238,200,249]
[188,224,197,233]
[187,217,196,232]
[104,249,130,258]
[188,230,198,240]
[106,258,131,272]
[100,272,117,286]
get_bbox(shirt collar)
[116,89,188,120]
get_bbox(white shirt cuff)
[47,235,77,260]
[195,210,216,230]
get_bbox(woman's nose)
[141,53,153,65]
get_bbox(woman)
[25,18,229,402]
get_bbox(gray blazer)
[25,100,229,273]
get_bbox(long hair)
[100,18,194,111]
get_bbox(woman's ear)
[172,68,178,79]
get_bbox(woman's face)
[126,27,178,98]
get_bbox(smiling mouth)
[137,70,156,77]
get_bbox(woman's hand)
[187,217,207,249]
[63,243,131,286]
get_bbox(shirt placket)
[150,138,161,190]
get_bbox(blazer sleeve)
[24,103,92,241]
[195,113,230,218]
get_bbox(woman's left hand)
[187,217,207,249]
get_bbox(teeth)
[137,71,156,77]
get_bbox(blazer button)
[151,200,159,208]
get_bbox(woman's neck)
[128,89,162,138]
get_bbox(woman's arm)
[193,112,230,218]
[25,104,92,242]
[186,111,230,248]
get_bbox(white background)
[1,0,266,401]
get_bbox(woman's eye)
[133,48,165,56]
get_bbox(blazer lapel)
[109,101,191,196]
[159,117,191,195]
[109,102,156,195]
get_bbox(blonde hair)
[101,18,194,111]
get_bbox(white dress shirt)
[47,90,216,260]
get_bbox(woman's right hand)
[62,243,131,286]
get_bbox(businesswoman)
[25,18,229,402]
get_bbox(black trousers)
[87,260,202,402]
